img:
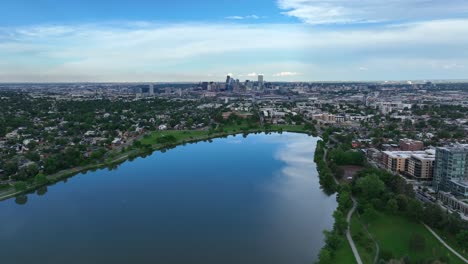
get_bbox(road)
[423,223,468,263]
[347,196,364,264]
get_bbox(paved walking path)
[347,196,364,264]
[423,223,468,263]
[323,146,362,264]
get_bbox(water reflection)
[14,195,27,205]
[260,134,337,263]
[37,186,48,196]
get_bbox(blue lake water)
[0,132,337,264]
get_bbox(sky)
[1,0,468,82]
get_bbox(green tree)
[35,173,48,185]
[324,230,343,250]
[362,205,378,223]
[338,191,352,212]
[14,181,27,191]
[396,194,408,211]
[386,198,399,214]
[356,174,385,200]
[25,152,40,162]
[318,248,332,264]
[406,199,423,220]
[333,210,348,235]
[3,161,18,176]
[456,230,468,249]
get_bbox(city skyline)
[1,0,468,82]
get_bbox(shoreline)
[0,127,315,202]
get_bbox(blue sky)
[1,0,468,82]
[0,0,291,25]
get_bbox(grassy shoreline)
[0,125,315,202]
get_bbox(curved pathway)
[324,145,362,264]
[360,217,380,264]
[423,223,468,263]
[347,196,363,264]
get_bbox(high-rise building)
[226,75,233,91]
[149,84,154,95]
[258,74,264,86]
[433,145,468,197]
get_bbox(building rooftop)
[438,144,468,152]
[383,150,433,159]
[411,153,436,161]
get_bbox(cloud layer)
[1,19,468,82]
[277,0,468,24]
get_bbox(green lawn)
[270,124,310,133]
[140,124,312,147]
[364,212,465,264]
[351,214,377,264]
[140,130,209,145]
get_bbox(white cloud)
[441,63,465,70]
[225,16,244,20]
[1,19,468,82]
[273,72,300,77]
[277,0,468,24]
[247,72,258,77]
[225,15,261,20]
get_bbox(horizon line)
[1,78,468,85]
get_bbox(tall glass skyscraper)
[433,145,468,197]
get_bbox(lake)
[0,132,337,264]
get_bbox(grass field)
[362,212,465,264]
[140,124,312,147]
[140,130,209,145]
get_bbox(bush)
[14,181,27,191]
[34,173,48,185]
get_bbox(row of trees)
[314,140,338,194]
[317,185,353,264]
